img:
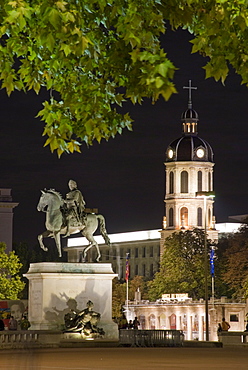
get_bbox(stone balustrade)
[218,331,248,346]
[0,330,62,349]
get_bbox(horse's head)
[37,189,64,212]
[37,190,49,212]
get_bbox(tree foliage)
[0,242,25,299]
[148,229,213,301]
[112,275,148,319]
[220,223,248,298]
[129,275,148,301]
[0,1,247,155]
[112,277,126,319]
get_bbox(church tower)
[160,81,218,255]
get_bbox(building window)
[149,314,156,329]
[150,246,153,257]
[113,248,116,260]
[135,265,139,275]
[135,248,139,258]
[208,172,212,191]
[142,247,146,258]
[127,248,131,257]
[169,171,174,194]
[140,315,146,330]
[180,207,188,228]
[181,171,188,193]
[120,248,123,258]
[169,208,174,227]
[150,264,153,277]
[170,314,176,330]
[198,171,202,192]
[142,264,146,276]
[197,207,202,227]
[230,314,239,322]
[208,208,211,228]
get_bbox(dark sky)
[1,27,248,247]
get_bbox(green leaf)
[157,63,169,77]
[155,76,164,88]
[46,33,55,52]
[48,8,61,29]
[85,119,93,135]
[60,43,71,56]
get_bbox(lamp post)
[196,191,215,341]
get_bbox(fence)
[119,329,184,347]
[0,329,184,349]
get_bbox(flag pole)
[125,253,130,320]
[210,246,215,303]
[126,277,129,320]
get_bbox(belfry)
[160,81,218,254]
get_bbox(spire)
[183,80,197,109]
[181,80,199,135]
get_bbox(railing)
[119,329,184,347]
[0,329,184,349]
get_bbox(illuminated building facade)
[127,294,248,341]
[65,229,161,280]
[0,188,18,253]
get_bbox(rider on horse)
[64,179,86,237]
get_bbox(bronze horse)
[37,189,110,261]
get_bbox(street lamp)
[195,191,215,341]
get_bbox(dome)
[165,80,214,162]
[166,135,214,162]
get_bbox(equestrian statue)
[37,180,110,261]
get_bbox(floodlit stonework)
[24,262,118,340]
[126,294,248,342]
[0,188,18,253]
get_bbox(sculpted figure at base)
[64,300,105,338]
[37,180,110,260]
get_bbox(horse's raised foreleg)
[38,230,52,252]
[54,231,62,257]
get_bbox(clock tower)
[160,81,218,255]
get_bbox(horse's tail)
[96,214,111,247]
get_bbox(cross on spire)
[183,80,197,109]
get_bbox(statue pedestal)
[24,263,118,341]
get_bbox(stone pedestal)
[24,263,118,340]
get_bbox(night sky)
[1,27,248,248]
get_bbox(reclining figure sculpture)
[64,300,105,338]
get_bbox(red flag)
[125,253,130,282]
